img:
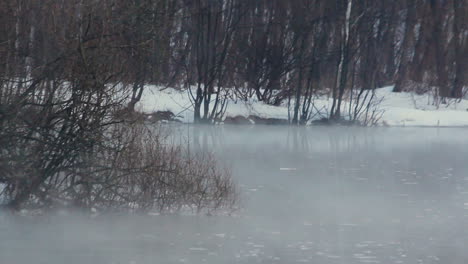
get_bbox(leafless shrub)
[300,94,329,124]
[1,120,238,214]
[407,83,463,110]
[83,123,238,214]
[348,88,385,126]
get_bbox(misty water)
[1,126,468,264]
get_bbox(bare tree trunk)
[293,37,306,125]
[451,0,466,98]
[394,1,416,93]
[331,0,352,120]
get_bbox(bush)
[76,123,238,213]
[0,120,238,214]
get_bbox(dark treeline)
[1,0,467,124]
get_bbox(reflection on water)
[1,126,468,264]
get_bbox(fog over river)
[1,126,467,264]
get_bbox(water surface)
[1,126,467,264]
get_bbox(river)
[1,126,467,264]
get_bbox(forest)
[1,0,466,124]
[0,0,467,211]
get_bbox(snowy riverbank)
[137,86,468,127]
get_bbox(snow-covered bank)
[377,87,468,126]
[137,86,468,127]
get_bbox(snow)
[376,86,468,126]
[137,85,468,127]
[137,85,290,123]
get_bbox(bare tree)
[182,0,244,123]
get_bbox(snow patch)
[137,85,468,127]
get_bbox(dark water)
[1,126,468,264]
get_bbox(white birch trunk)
[332,0,352,118]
